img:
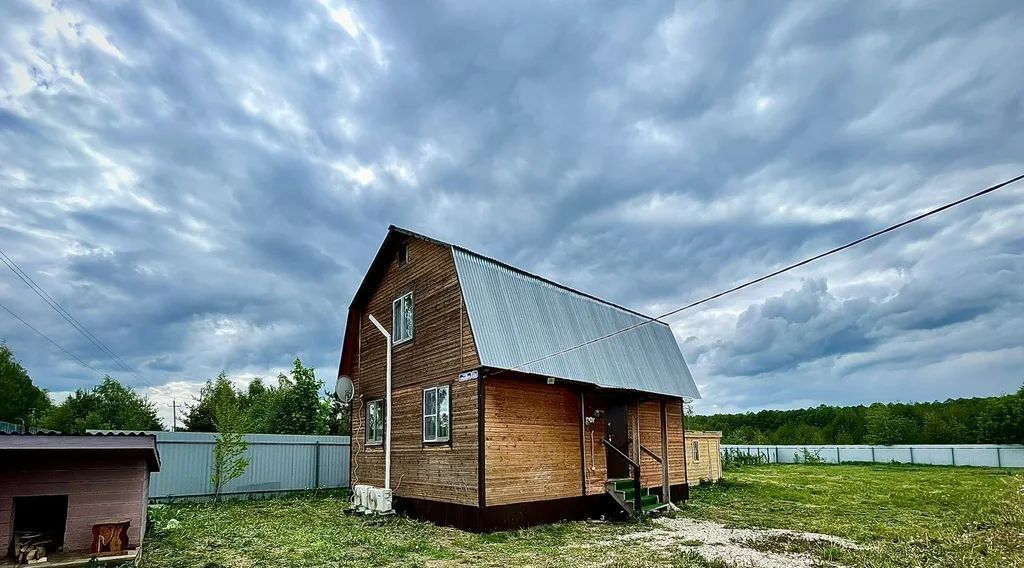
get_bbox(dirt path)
[616,516,860,567]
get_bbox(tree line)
[182,359,349,436]
[688,385,1024,445]
[0,341,349,435]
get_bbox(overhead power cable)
[0,299,103,376]
[0,247,152,387]
[506,172,1024,373]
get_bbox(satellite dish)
[335,375,355,403]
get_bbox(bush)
[723,448,767,470]
[794,448,827,464]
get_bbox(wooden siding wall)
[484,376,584,506]
[628,399,688,488]
[686,433,723,484]
[666,400,686,484]
[485,379,693,504]
[637,402,662,487]
[0,453,148,553]
[581,393,608,495]
[350,237,481,506]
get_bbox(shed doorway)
[604,403,630,478]
[9,494,68,561]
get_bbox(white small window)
[422,385,450,443]
[393,292,414,344]
[692,440,700,462]
[366,399,384,445]
[397,243,410,266]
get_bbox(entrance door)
[605,403,630,478]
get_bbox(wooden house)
[338,226,703,531]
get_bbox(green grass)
[685,464,1024,567]
[141,464,1024,567]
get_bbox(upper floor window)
[397,243,410,266]
[423,385,450,443]
[692,440,700,462]
[393,292,414,344]
[366,399,384,445]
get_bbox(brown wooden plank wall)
[581,393,608,495]
[665,399,687,484]
[350,237,481,506]
[637,401,663,487]
[626,398,688,489]
[484,375,584,506]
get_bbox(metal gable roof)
[452,247,701,399]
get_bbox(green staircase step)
[612,479,635,492]
[642,501,668,513]
[606,481,668,517]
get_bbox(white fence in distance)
[91,430,351,500]
[722,444,1024,468]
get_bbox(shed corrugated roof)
[0,432,161,471]
[451,246,701,399]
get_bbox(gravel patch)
[616,517,859,568]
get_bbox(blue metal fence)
[0,421,21,433]
[723,444,1024,468]
[90,431,351,500]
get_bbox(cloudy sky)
[1,0,1022,425]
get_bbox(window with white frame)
[422,385,450,443]
[392,292,414,344]
[366,399,384,445]
[692,440,700,462]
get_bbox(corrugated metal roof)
[453,247,701,399]
[0,432,161,470]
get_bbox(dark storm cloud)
[1,0,1022,422]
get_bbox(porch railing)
[639,444,662,463]
[602,438,642,512]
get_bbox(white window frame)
[392,292,414,345]
[422,385,450,443]
[366,398,384,446]
[692,440,700,462]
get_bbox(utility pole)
[171,399,178,432]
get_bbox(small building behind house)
[684,431,723,484]
[0,432,160,565]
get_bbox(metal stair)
[606,478,669,516]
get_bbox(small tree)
[210,385,249,501]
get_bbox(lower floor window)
[366,399,384,445]
[692,440,700,461]
[423,385,450,442]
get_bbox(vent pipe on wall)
[367,314,392,490]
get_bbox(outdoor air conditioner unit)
[352,484,371,509]
[366,487,393,513]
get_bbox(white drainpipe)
[367,314,392,490]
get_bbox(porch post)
[680,401,689,487]
[659,400,670,503]
[633,400,642,466]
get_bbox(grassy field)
[141,464,1023,568]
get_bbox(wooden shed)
[339,227,706,531]
[0,433,160,564]
[684,431,723,484]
